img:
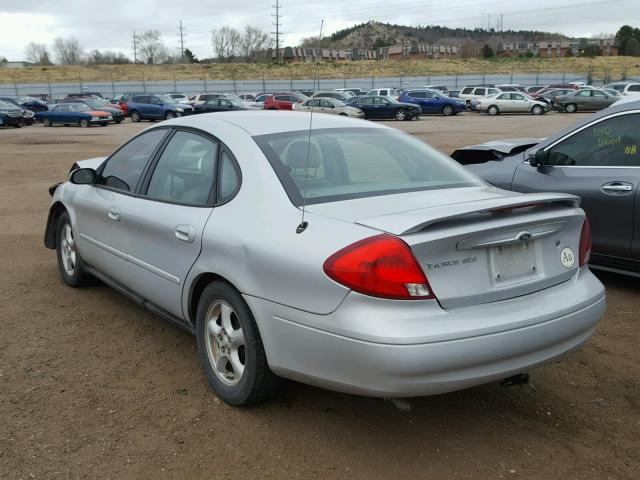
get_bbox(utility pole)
[177,20,186,57]
[487,13,491,31]
[271,0,282,63]
[500,14,504,32]
[132,30,138,63]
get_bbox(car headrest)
[285,140,322,170]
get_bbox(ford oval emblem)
[518,232,532,242]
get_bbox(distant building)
[0,61,35,68]
[498,38,618,57]
[378,42,458,60]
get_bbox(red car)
[264,93,307,110]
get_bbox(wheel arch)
[187,272,243,325]
[44,201,68,249]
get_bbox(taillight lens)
[579,218,592,267]
[323,234,435,300]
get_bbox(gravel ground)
[1,112,638,480]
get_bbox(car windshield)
[157,95,175,104]
[84,99,105,108]
[225,94,243,102]
[254,127,482,205]
[0,100,14,109]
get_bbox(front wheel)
[165,111,176,120]
[43,118,52,127]
[196,282,278,406]
[79,118,90,128]
[565,103,577,113]
[130,110,141,122]
[531,105,543,115]
[395,109,407,121]
[442,105,454,116]
[487,105,499,116]
[56,211,93,287]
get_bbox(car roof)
[162,110,387,136]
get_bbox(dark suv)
[126,94,194,122]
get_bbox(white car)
[293,97,364,118]
[366,87,401,98]
[458,86,501,105]
[189,93,243,106]
[604,82,640,97]
[475,92,550,115]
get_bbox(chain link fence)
[1,72,636,99]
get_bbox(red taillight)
[323,234,435,300]
[579,218,592,267]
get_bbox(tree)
[624,37,640,56]
[87,49,103,65]
[211,26,241,61]
[238,26,270,59]
[52,36,83,64]
[137,30,168,64]
[24,42,52,65]
[183,48,198,63]
[481,43,494,58]
[616,25,640,55]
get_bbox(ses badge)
[560,247,575,269]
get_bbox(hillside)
[0,57,638,84]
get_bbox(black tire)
[55,211,94,287]
[13,124,21,128]
[565,103,577,113]
[79,118,90,128]
[196,282,278,406]
[487,105,499,116]
[339,113,348,116]
[165,111,176,120]
[442,104,454,116]
[531,105,543,115]
[130,110,141,122]
[115,119,122,124]
[43,118,52,127]
[100,122,108,127]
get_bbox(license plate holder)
[491,242,537,283]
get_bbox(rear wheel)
[165,111,176,120]
[115,119,122,124]
[43,118,52,127]
[130,110,141,122]
[531,105,543,115]
[487,105,499,116]
[79,118,90,128]
[196,282,278,406]
[56,211,93,287]
[442,105,454,116]
[565,103,577,113]
[395,109,407,121]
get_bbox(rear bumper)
[245,268,605,397]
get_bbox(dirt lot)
[1,113,638,480]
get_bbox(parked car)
[603,82,640,96]
[602,89,622,97]
[398,89,466,116]
[495,85,526,92]
[66,92,105,99]
[237,93,258,101]
[333,88,365,96]
[366,87,401,98]
[459,100,640,276]
[422,85,448,93]
[346,95,421,120]
[458,86,501,106]
[194,98,250,113]
[189,93,243,106]
[475,92,551,115]
[264,93,307,110]
[530,85,580,99]
[166,93,191,104]
[127,94,194,122]
[35,103,112,127]
[537,88,576,106]
[243,93,270,109]
[27,93,52,102]
[293,97,364,118]
[0,98,35,125]
[66,98,125,124]
[0,99,24,128]
[44,111,604,406]
[312,91,353,102]
[525,86,546,94]
[0,95,48,112]
[554,89,619,113]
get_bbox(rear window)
[461,87,473,94]
[628,84,640,92]
[254,128,481,205]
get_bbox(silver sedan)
[44,111,605,405]
[476,92,551,115]
[293,97,364,118]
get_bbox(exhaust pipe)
[500,373,530,388]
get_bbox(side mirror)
[528,149,548,168]
[69,167,96,185]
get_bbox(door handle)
[601,182,634,195]
[107,207,121,222]
[175,225,196,243]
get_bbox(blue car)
[345,95,421,121]
[126,94,193,122]
[397,89,466,116]
[35,103,112,127]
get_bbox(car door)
[122,129,223,318]
[573,90,592,109]
[320,98,336,113]
[510,93,529,112]
[355,97,374,117]
[511,111,640,260]
[51,105,69,123]
[148,96,164,118]
[590,90,609,109]
[73,128,169,285]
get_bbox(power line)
[178,20,186,57]
[271,0,283,63]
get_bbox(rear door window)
[475,88,486,96]
[461,87,473,94]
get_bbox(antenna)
[296,19,324,235]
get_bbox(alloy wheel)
[204,300,246,386]
[60,223,77,276]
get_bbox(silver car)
[475,92,550,115]
[44,111,605,406]
[293,97,364,118]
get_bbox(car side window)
[546,114,640,167]
[218,150,241,203]
[320,99,334,108]
[146,131,219,205]
[475,88,485,96]
[97,129,168,193]
[512,93,525,100]
[359,97,372,105]
[592,91,606,97]
[628,85,640,92]
[577,90,591,97]
[379,90,388,96]
[461,87,473,94]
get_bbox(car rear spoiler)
[355,192,581,235]
[450,138,542,165]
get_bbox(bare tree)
[238,26,270,59]
[212,26,241,62]
[25,42,52,65]
[137,30,168,64]
[53,36,83,64]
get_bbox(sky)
[1,0,638,61]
